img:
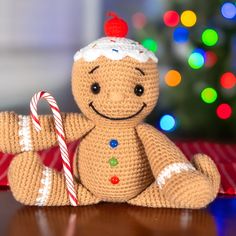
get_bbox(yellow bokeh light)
[181,10,197,27]
[164,70,182,87]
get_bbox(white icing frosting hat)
[74,12,158,63]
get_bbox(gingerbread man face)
[72,56,159,126]
[71,13,159,126]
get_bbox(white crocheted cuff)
[36,167,52,206]
[156,163,195,189]
[18,115,33,152]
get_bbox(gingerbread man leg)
[128,155,220,209]
[8,151,100,206]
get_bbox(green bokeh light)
[202,29,219,46]
[142,38,158,52]
[201,88,218,104]
[188,52,204,69]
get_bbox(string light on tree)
[220,72,236,89]
[205,51,218,67]
[221,2,236,19]
[173,27,189,43]
[163,10,179,27]
[142,38,158,52]
[202,29,219,46]
[188,52,205,69]
[193,48,206,59]
[181,10,197,27]
[164,70,182,87]
[216,103,232,119]
[159,114,176,132]
[201,88,218,104]
[132,12,147,29]
[130,1,235,139]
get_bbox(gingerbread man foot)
[128,164,217,209]
[192,153,220,197]
[161,171,214,208]
[8,151,100,206]
[8,151,45,205]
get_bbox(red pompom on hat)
[104,12,128,37]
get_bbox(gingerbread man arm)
[0,112,94,154]
[136,123,194,188]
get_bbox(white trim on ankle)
[36,167,52,206]
[156,163,195,189]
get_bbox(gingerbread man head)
[72,12,159,126]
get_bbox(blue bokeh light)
[193,48,206,60]
[160,114,176,132]
[221,2,236,19]
[173,27,189,43]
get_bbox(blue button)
[109,139,119,148]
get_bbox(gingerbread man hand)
[7,12,220,208]
[0,111,94,154]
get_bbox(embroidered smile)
[89,102,147,120]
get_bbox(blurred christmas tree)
[132,1,236,141]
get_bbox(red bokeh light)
[216,103,232,120]
[205,51,218,67]
[220,72,236,89]
[132,12,147,29]
[163,11,179,27]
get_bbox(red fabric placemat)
[0,140,236,195]
[175,141,236,195]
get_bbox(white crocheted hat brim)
[74,37,158,63]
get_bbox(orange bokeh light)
[164,70,182,87]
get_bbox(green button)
[109,157,118,167]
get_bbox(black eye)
[134,84,144,96]
[91,82,100,94]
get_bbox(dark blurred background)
[0,0,235,141]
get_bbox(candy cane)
[30,91,78,206]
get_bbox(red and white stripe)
[30,91,78,206]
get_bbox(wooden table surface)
[0,189,236,236]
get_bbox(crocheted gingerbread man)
[0,13,220,208]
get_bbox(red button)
[110,176,120,185]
